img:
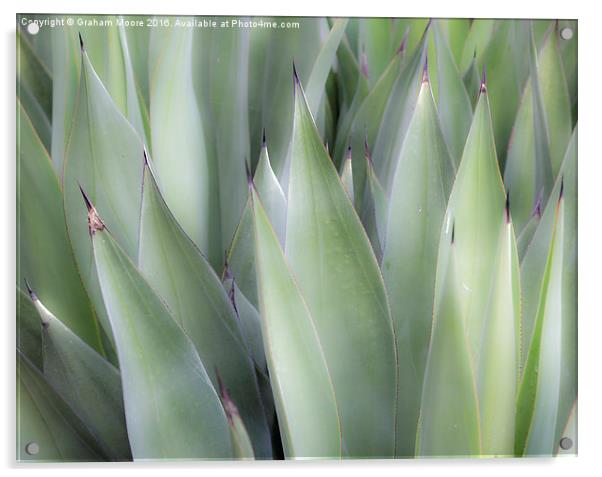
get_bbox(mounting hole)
[25,441,40,455]
[560,27,573,41]
[26,22,40,35]
[559,437,573,450]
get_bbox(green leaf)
[208,27,250,251]
[358,18,392,89]
[537,23,572,175]
[17,352,103,462]
[31,292,131,460]
[138,162,272,458]
[17,289,43,369]
[480,20,527,167]
[63,45,144,347]
[359,148,387,261]
[434,85,506,362]
[433,21,473,164]
[515,192,565,456]
[339,50,402,206]
[459,19,495,73]
[250,183,341,458]
[223,277,267,373]
[149,23,221,268]
[477,210,521,456]
[339,149,354,203]
[520,128,577,449]
[50,27,80,174]
[285,75,397,457]
[462,53,481,108]
[18,101,102,353]
[17,30,52,148]
[217,374,256,460]
[88,200,232,459]
[227,142,287,307]
[504,79,554,234]
[306,19,349,115]
[381,76,454,456]
[516,204,542,261]
[416,246,481,457]
[372,27,428,194]
[438,19,470,66]
[520,128,576,371]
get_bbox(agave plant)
[16,15,577,461]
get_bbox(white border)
[2,1,600,476]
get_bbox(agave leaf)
[459,19,495,73]
[17,289,43,369]
[462,53,481,108]
[416,245,481,457]
[337,50,402,205]
[149,23,221,268]
[248,18,323,177]
[63,44,144,346]
[477,207,521,456]
[558,20,577,116]
[208,27,251,250]
[306,18,349,115]
[332,62,369,170]
[17,30,52,148]
[515,192,565,456]
[339,149,354,203]
[17,352,103,461]
[334,31,361,117]
[520,128,577,448]
[87,198,232,459]
[217,374,256,459]
[360,148,387,260]
[438,19,470,66]
[18,101,102,353]
[138,162,272,458]
[358,18,392,89]
[537,23,572,175]
[433,21,472,164]
[504,79,554,234]
[50,27,80,174]
[521,127,576,371]
[223,277,267,373]
[250,183,341,458]
[516,205,543,261]
[480,20,526,167]
[381,75,455,456]
[372,27,428,194]
[433,84,507,362]
[227,142,286,307]
[285,75,396,457]
[117,24,149,145]
[30,291,131,460]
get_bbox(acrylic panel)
[16,14,577,461]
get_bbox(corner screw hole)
[559,437,573,450]
[560,28,573,41]
[25,441,39,455]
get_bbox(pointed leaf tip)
[397,30,408,55]
[505,191,511,223]
[360,50,369,78]
[142,147,150,167]
[245,160,253,188]
[78,32,84,51]
[451,221,456,244]
[422,55,429,83]
[23,278,37,302]
[292,61,301,86]
[559,176,565,201]
[261,128,267,148]
[79,185,105,235]
[480,66,487,94]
